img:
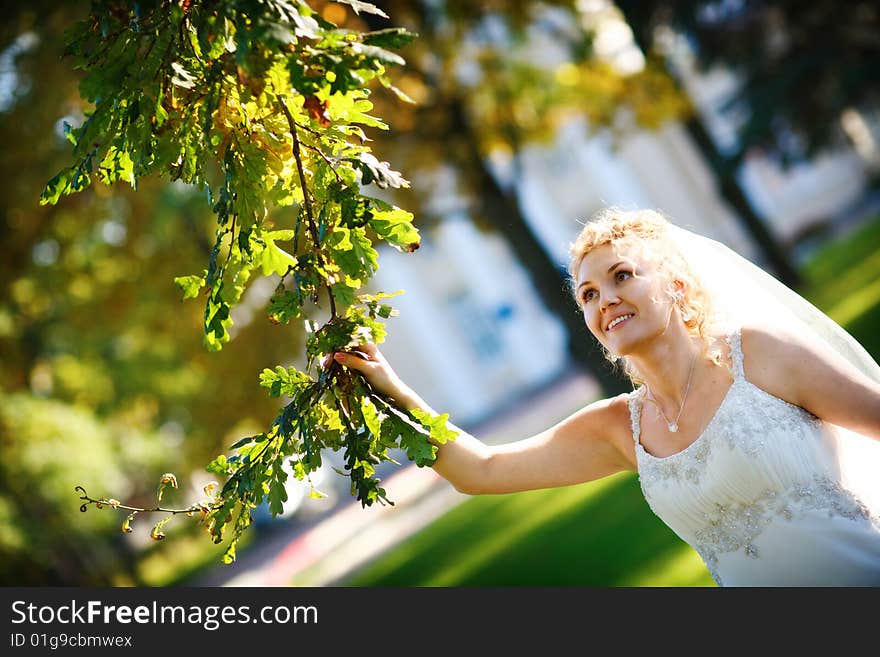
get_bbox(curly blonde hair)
[568,207,725,385]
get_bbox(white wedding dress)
[627,327,880,586]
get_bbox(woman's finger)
[358,343,380,357]
[334,352,369,371]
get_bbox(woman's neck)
[628,324,703,407]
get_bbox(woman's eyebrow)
[577,261,625,289]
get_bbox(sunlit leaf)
[334,0,388,18]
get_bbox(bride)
[328,207,880,586]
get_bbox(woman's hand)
[324,343,418,409]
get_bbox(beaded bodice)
[628,328,880,586]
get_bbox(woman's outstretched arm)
[329,345,634,495]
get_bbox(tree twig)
[74,486,220,516]
[278,96,337,319]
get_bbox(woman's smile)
[605,313,635,333]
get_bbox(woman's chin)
[607,336,638,358]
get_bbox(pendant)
[668,423,678,433]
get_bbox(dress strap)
[626,388,644,447]
[726,326,745,380]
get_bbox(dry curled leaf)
[304,95,331,127]
[157,473,178,502]
[121,511,137,534]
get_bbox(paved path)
[191,370,599,587]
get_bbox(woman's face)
[574,241,673,357]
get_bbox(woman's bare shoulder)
[569,391,638,463]
[738,321,808,378]
[574,390,635,426]
[547,390,635,446]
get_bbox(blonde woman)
[329,208,880,586]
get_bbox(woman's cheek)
[583,310,601,339]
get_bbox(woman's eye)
[616,270,631,282]
[581,290,596,303]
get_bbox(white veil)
[669,224,880,507]
[669,225,880,384]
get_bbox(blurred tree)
[618,0,880,166]
[616,0,880,284]
[0,1,305,583]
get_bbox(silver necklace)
[645,350,697,433]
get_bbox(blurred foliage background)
[1,1,307,584]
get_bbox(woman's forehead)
[577,241,646,278]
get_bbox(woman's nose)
[599,289,620,312]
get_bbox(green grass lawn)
[799,214,880,362]
[342,214,880,588]
[347,472,713,586]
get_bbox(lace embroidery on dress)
[694,475,878,586]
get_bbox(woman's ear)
[672,279,688,299]
[672,279,694,322]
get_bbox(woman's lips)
[606,314,634,333]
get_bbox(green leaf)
[259,366,312,398]
[222,541,237,564]
[396,419,437,467]
[349,42,405,67]
[206,454,234,476]
[40,166,90,206]
[329,93,387,129]
[331,277,360,308]
[327,226,378,279]
[62,120,79,146]
[410,409,458,446]
[359,397,382,437]
[229,434,259,450]
[267,459,289,516]
[258,230,298,276]
[292,461,307,481]
[369,207,420,252]
[174,273,206,300]
[97,146,136,186]
[267,286,302,324]
[362,28,418,50]
[203,278,234,351]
